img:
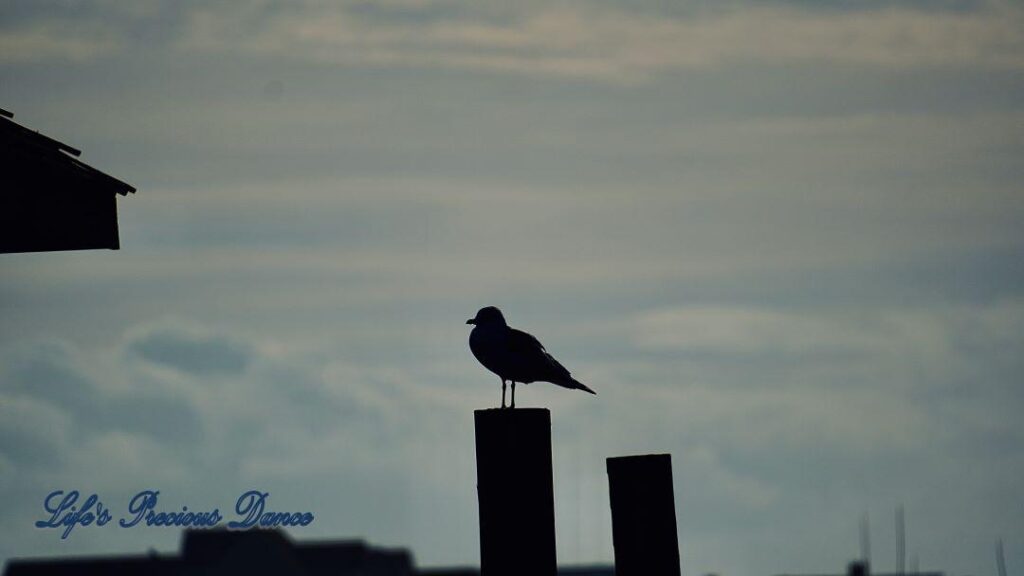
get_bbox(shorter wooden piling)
[606,453,680,576]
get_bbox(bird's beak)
[466,319,475,325]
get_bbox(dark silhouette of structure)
[0,108,135,254]
[2,529,612,576]
[467,306,595,408]
[606,454,681,576]
[3,529,413,576]
[422,568,612,576]
[775,560,944,576]
[474,408,557,576]
[2,528,613,576]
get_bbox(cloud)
[631,300,1024,371]
[0,24,120,64]
[622,300,1024,461]
[0,1,164,64]
[0,340,204,450]
[0,396,70,469]
[1,341,103,418]
[0,317,502,567]
[172,1,1024,81]
[631,305,947,357]
[5,1,1022,76]
[1,296,1023,574]
[126,323,254,376]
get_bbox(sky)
[1,1,1023,575]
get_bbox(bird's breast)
[469,326,513,378]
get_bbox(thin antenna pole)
[895,505,905,576]
[996,539,1007,576]
[860,512,872,568]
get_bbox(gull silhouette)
[467,306,596,408]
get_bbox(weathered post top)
[474,408,557,576]
[607,453,681,576]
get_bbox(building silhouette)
[0,108,135,254]
[2,529,615,576]
[4,529,414,576]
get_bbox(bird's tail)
[571,378,596,395]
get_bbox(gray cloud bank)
[3,0,1024,80]
[1,297,1021,574]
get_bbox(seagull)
[467,306,596,408]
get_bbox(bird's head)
[467,306,506,327]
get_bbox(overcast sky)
[1,1,1023,575]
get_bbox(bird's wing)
[508,328,571,382]
[509,327,544,352]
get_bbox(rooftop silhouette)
[4,529,413,576]
[2,528,615,576]
[0,108,135,254]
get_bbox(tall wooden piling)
[474,408,557,576]
[606,453,681,576]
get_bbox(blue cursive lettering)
[38,489,310,538]
[119,490,222,528]
[35,490,111,539]
[119,490,158,527]
[228,490,313,529]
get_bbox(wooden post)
[475,408,557,576]
[606,454,680,576]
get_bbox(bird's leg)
[501,379,507,409]
[511,381,516,409]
